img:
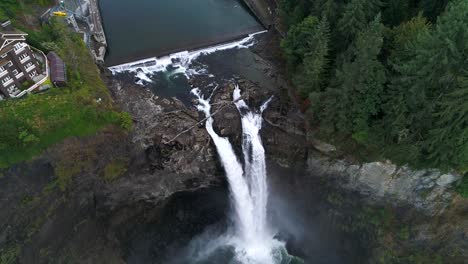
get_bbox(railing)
[3,78,13,87]
[15,72,24,79]
[9,87,20,97]
[25,64,35,72]
[14,46,26,54]
[20,56,30,64]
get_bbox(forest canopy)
[279,0,467,171]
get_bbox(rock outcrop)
[307,152,462,215]
[306,147,467,262]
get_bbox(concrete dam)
[97,0,274,66]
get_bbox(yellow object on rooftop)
[52,11,67,17]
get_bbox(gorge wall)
[241,0,275,28]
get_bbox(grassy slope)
[0,1,131,168]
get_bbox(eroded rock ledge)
[308,150,461,215]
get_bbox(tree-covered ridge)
[279,0,467,172]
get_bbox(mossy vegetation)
[0,0,54,21]
[24,200,64,240]
[50,129,130,190]
[0,17,132,169]
[0,244,19,264]
[338,204,449,264]
[103,159,129,183]
[455,174,468,198]
[20,182,65,239]
[53,140,99,190]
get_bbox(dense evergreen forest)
[279,0,467,171]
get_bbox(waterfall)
[191,85,280,264]
[233,87,272,241]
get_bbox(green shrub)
[19,80,34,91]
[0,0,20,21]
[0,244,19,264]
[456,174,468,198]
[103,159,128,183]
[116,112,133,131]
[352,131,369,145]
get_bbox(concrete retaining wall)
[241,0,274,28]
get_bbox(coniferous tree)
[383,15,430,142]
[388,0,468,147]
[337,0,383,42]
[337,0,368,42]
[312,0,341,25]
[425,79,468,169]
[421,0,468,168]
[321,15,386,135]
[419,0,450,21]
[293,16,331,97]
[281,16,319,67]
[278,0,310,29]
[388,14,429,60]
[382,0,412,26]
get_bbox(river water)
[99,0,262,66]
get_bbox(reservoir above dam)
[99,0,263,66]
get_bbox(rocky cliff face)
[306,144,467,261]
[307,151,461,215]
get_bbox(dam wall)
[241,0,275,28]
[89,0,107,62]
[97,0,270,66]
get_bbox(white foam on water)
[135,70,153,84]
[109,31,266,84]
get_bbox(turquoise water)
[99,0,262,66]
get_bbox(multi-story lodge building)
[0,20,41,100]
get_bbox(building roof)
[0,20,27,36]
[47,52,67,84]
[0,21,27,53]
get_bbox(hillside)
[0,0,131,168]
